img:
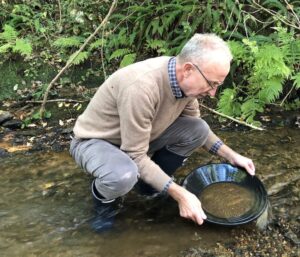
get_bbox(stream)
[1,127,299,256]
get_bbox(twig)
[39,0,118,117]
[100,27,107,80]
[284,0,300,27]
[252,1,300,31]
[57,0,62,29]
[280,84,295,106]
[199,103,265,131]
[27,99,87,104]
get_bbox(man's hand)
[168,182,207,225]
[217,144,255,176]
[229,152,255,176]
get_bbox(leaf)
[13,38,32,56]
[241,98,264,123]
[44,111,51,119]
[68,51,89,65]
[109,48,131,60]
[258,78,283,103]
[53,36,83,48]
[292,73,300,89]
[89,38,106,51]
[0,24,18,42]
[217,88,242,117]
[0,43,12,54]
[120,53,136,68]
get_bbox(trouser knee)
[94,161,139,201]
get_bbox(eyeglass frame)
[192,63,223,90]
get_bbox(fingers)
[246,160,255,176]
[179,194,207,225]
[194,207,207,225]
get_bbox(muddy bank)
[0,98,299,155]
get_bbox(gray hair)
[177,33,232,65]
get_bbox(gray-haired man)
[70,33,255,231]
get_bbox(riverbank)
[1,92,299,155]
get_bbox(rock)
[0,111,13,125]
[295,116,300,128]
[16,129,39,136]
[0,148,10,158]
[285,230,300,246]
[2,119,22,130]
[61,127,73,134]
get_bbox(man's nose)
[208,88,217,97]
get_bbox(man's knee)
[95,162,139,200]
[189,118,210,143]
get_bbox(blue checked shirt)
[168,57,184,98]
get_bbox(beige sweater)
[74,56,207,191]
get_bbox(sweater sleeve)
[117,85,171,192]
[180,98,200,117]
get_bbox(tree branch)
[27,99,87,104]
[39,0,118,117]
[199,103,265,131]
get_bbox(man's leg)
[70,138,139,231]
[137,116,209,195]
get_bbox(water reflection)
[1,128,299,256]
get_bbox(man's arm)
[204,130,255,176]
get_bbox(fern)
[89,38,106,51]
[53,36,83,48]
[146,39,167,53]
[109,48,131,60]
[241,98,264,124]
[120,53,136,68]
[0,24,18,43]
[217,88,242,117]
[13,38,32,56]
[68,51,89,65]
[292,73,300,89]
[0,43,12,54]
[0,24,32,58]
[253,44,291,79]
[258,78,283,103]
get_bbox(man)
[70,33,255,231]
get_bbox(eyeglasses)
[192,63,223,90]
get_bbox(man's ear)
[182,62,193,78]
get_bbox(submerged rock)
[0,111,13,125]
[0,148,10,158]
[2,119,22,129]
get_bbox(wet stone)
[0,148,10,158]
[2,119,22,129]
[0,110,13,125]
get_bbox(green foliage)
[120,53,136,68]
[53,37,84,48]
[218,27,300,124]
[218,88,242,117]
[68,51,89,65]
[22,110,51,128]
[0,24,32,58]
[0,0,299,125]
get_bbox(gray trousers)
[69,116,209,200]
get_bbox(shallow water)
[1,127,299,256]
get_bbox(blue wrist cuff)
[209,140,223,155]
[162,179,173,194]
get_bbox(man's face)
[180,60,230,98]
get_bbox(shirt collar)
[168,57,185,98]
